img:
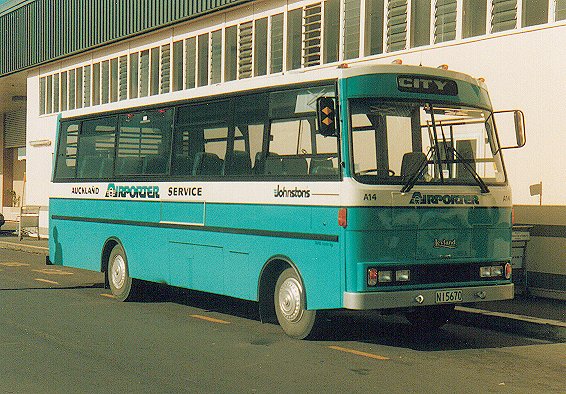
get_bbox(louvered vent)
[303,3,322,67]
[435,0,457,43]
[387,0,407,52]
[557,0,566,21]
[3,111,26,149]
[119,56,128,100]
[343,0,361,59]
[491,0,517,33]
[160,44,171,94]
[238,21,253,79]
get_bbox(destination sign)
[397,75,458,96]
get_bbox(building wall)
[24,0,566,296]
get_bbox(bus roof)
[339,64,486,90]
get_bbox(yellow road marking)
[100,293,115,299]
[190,314,231,325]
[0,262,30,267]
[31,268,73,275]
[328,346,389,360]
[34,278,60,285]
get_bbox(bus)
[48,64,525,339]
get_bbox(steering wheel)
[358,168,396,176]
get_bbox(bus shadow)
[138,282,261,321]
[315,311,563,351]
[0,283,105,291]
[137,284,562,350]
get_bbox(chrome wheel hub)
[278,277,303,322]
[111,254,126,290]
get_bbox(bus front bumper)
[343,283,514,310]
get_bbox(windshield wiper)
[446,145,490,194]
[400,147,433,193]
[401,103,490,194]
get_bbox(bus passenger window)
[266,85,338,178]
[116,108,173,177]
[54,123,79,180]
[76,118,116,180]
[173,101,229,178]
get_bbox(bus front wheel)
[274,268,319,339]
[107,244,137,302]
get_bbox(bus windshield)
[350,99,505,188]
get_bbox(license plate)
[435,290,463,304]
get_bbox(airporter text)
[105,183,160,199]
[409,192,479,205]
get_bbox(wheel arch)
[257,255,306,324]
[101,237,124,288]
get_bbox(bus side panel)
[49,198,344,310]
[163,203,343,309]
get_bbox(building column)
[0,113,4,210]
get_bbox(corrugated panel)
[0,0,250,77]
[3,110,26,149]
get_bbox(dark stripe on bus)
[51,215,339,243]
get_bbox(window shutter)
[238,21,253,79]
[556,0,566,20]
[343,0,361,59]
[492,0,517,32]
[303,3,322,67]
[435,0,457,43]
[160,44,171,94]
[119,56,128,100]
[387,0,408,52]
[4,110,26,149]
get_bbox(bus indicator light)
[368,268,378,286]
[338,208,347,228]
[505,263,512,279]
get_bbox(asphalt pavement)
[0,220,564,341]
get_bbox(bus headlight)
[396,270,410,282]
[367,268,411,286]
[480,265,505,278]
[491,266,503,277]
[378,271,392,283]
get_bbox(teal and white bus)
[49,64,525,338]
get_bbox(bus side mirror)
[493,109,526,151]
[513,110,526,148]
[316,97,338,137]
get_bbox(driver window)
[351,112,412,177]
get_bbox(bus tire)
[406,304,455,330]
[107,243,137,302]
[274,268,319,339]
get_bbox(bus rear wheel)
[107,244,137,302]
[274,268,319,339]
